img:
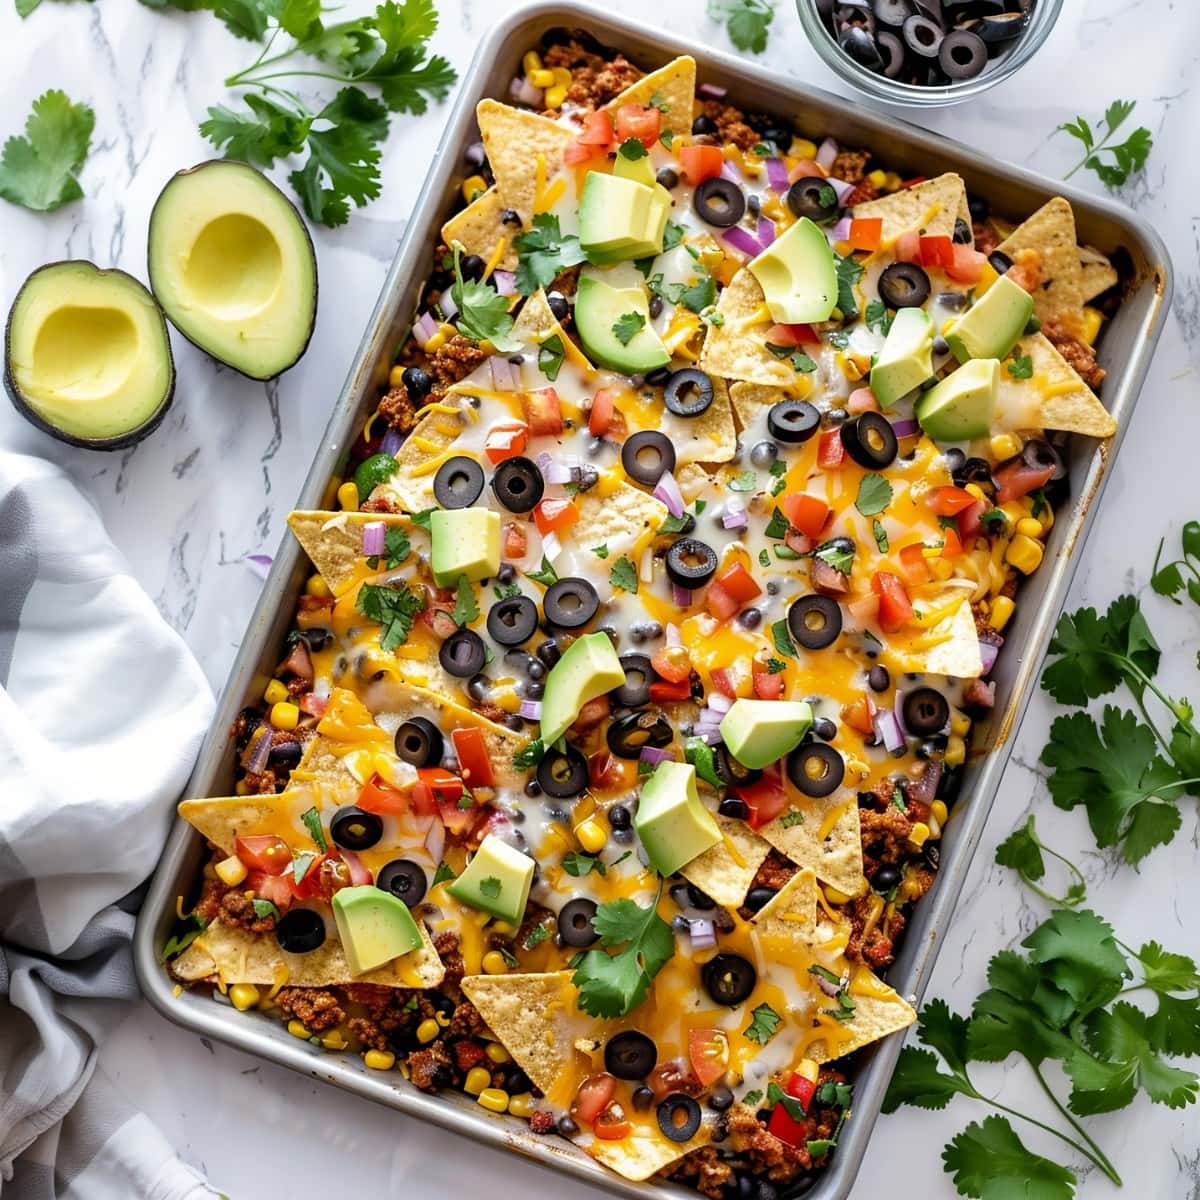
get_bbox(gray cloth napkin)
[0,451,219,1198]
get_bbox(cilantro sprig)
[450,243,521,351]
[994,816,1086,909]
[356,579,425,651]
[1058,100,1153,190]
[513,213,586,296]
[1150,520,1200,609]
[706,0,775,54]
[0,89,94,212]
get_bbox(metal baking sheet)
[133,5,1173,1197]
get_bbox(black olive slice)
[607,709,674,759]
[876,29,906,76]
[871,863,903,894]
[873,0,912,22]
[543,577,599,629]
[840,24,883,69]
[665,538,719,588]
[663,369,715,417]
[951,455,993,489]
[433,455,484,509]
[330,805,384,851]
[395,716,443,766]
[693,178,746,228]
[1021,437,1066,481]
[537,746,589,798]
[787,594,844,650]
[605,1031,658,1080]
[402,365,432,401]
[767,399,820,444]
[974,11,1031,43]
[614,653,656,708]
[786,742,845,798]
[903,12,944,56]
[988,250,1013,275]
[953,218,973,245]
[902,686,949,735]
[557,897,599,946]
[878,262,931,309]
[840,412,898,470]
[440,629,487,678]
[658,1094,702,1143]
[701,952,758,1005]
[744,885,777,913]
[714,744,762,788]
[490,456,544,513]
[622,430,676,486]
[487,594,538,646]
[940,29,987,79]
[376,858,428,906]
[786,176,840,223]
[276,908,326,954]
[717,795,749,819]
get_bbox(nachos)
[167,31,1125,1197]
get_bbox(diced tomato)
[817,429,846,469]
[752,665,785,700]
[588,387,616,437]
[288,852,330,901]
[484,422,529,464]
[941,526,964,558]
[650,645,692,684]
[577,109,615,146]
[709,667,740,699]
[848,592,879,625]
[705,580,741,622]
[765,322,820,347]
[781,493,831,539]
[296,594,334,630]
[236,835,291,874]
[735,769,787,829]
[245,870,293,911]
[437,796,475,837]
[650,678,691,702]
[847,217,883,252]
[894,230,922,264]
[898,542,932,585]
[787,158,826,184]
[614,103,661,148]
[957,498,987,540]
[841,693,877,736]
[714,561,762,604]
[679,144,724,185]
[918,235,955,269]
[785,1070,817,1110]
[847,386,879,414]
[945,242,987,284]
[994,461,1054,504]
[786,530,815,557]
[574,1073,618,1124]
[588,751,627,791]
[451,727,495,788]
[593,1105,632,1141]
[504,521,528,559]
[522,387,563,436]
[927,485,977,516]
[409,779,439,818]
[339,849,373,887]
[357,773,409,816]
[416,767,465,803]
[902,176,928,188]
[564,140,605,166]
[298,691,327,718]
[688,1030,730,1088]
[417,586,457,638]
[872,570,914,633]
[810,558,849,595]
[471,809,510,846]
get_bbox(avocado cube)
[331,885,422,976]
[430,507,500,587]
[870,307,934,410]
[719,699,814,770]
[578,173,668,263]
[634,761,721,876]
[748,216,838,325]
[447,833,534,924]
[945,275,1034,365]
[540,630,627,747]
[915,358,1000,442]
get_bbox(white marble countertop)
[2,0,1198,1196]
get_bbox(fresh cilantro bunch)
[994,815,1087,909]
[1058,100,1153,190]
[1150,520,1200,609]
[0,89,94,212]
[707,0,775,55]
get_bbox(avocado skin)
[147,160,319,381]
[4,260,176,452]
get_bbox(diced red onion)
[242,553,273,581]
[424,818,445,867]
[722,226,762,258]
[509,76,543,107]
[493,269,517,296]
[666,623,682,648]
[765,157,789,193]
[380,427,403,455]
[816,136,839,170]
[520,699,543,720]
[653,470,685,517]
[890,418,920,438]
[697,728,724,745]
[640,745,675,766]
[722,507,750,530]
[827,177,856,202]
[340,849,373,887]
[542,531,562,562]
[536,451,574,484]
[240,723,272,774]
[688,918,718,951]
[906,761,942,805]
[720,158,742,183]
[412,311,438,347]
[874,708,906,754]
[438,290,459,321]
[696,707,723,730]
[697,82,728,100]
[830,215,853,242]
[490,356,518,391]
[979,639,1000,674]
[814,971,842,999]
[707,692,733,714]
[756,216,776,247]
[464,140,485,168]
[361,520,386,557]
[672,583,694,608]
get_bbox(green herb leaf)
[609,556,639,594]
[0,89,94,212]
[1041,596,1160,707]
[865,299,893,335]
[479,875,502,899]
[771,618,796,658]
[855,473,893,516]
[662,221,685,251]
[766,1080,805,1121]
[834,251,864,318]
[995,815,1088,907]
[366,525,411,570]
[745,1002,782,1044]
[741,1089,764,1107]
[357,579,425,652]
[538,333,565,382]
[452,574,479,627]
[252,898,281,920]
[161,913,208,961]
[769,459,787,495]
[523,921,551,950]
[513,213,587,296]
[814,538,855,575]
[618,136,648,160]
[780,808,804,828]
[612,311,646,346]
[706,0,775,54]
[410,508,434,529]
[299,805,328,852]
[291,850,317,884]
[943,1116,1076,1200]
[526,556,559,587]
[729,469,757,492]
[512,738,545,769]
[1006,353,1034,379]
[451,243,520,351]
[872,519,889,553]
[685,737,724,789]
[432,861,456,886]
[563,851,607,877]
[1059,99,1152,190]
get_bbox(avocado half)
[148,160,317,380]
[5,260,176,450]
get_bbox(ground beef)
[434,931,465,997]
[408,1041,455,1092]
[516,904,555,951]
[275,987,345,1032]
[751,850,800,894]
[1043,319,1106,389]
[192,877,228,925]
[831,148,870,183]
[843,178,878,206]
[344,982,427,1050]
[426,335,488,400]
[550,262,580,299]
[964,678,997,710]
[845,889,902,968]
[447,1000,488,1040]
[542,40,641,108]
[698,99,758,151]
[378,384,420,432]
[859,806,915,866]
[218,888,278,934]
[239,766,280,794]
[473,701,509,726]
[359,495,401,514]
[664,1146,734,1199]
[973,220,1001,255]
[726,1103,813,1180]
[528,1109,557,1135]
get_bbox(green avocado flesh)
[5,260,175,447]
[148,160,317,380]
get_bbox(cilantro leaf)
[562,851,606,878]
[865,299,892,335]
[882,1047,974,1113]
[834,251,864,318]
[855,473,892,516]
[771,618,796,659]
[650,269,717,314]
[780,808,804,828]
[300,805,328,852]
[161,913,207,961]
[1060,99,1152,190]
[612,311,646,346]
[526,556,558,587]
[479,875,501,899]
[814,537,854,575]
[200,93,308,167]
[942,1116,1076,1200]
[744,1002,782,1044]
[451,243,520,350]
[684,737,723,789]
[994,814,1087,907]
[618,136,648,160]
[523,920,551,950]
[452,575,479,627]
[366,525,411,570]
[609,556,638,594]
[351,0,457,115]
[512,738,544,769]
[765,343,817,373]
[356,579,425,651]
[707,0,775,54]
[872,519,889,553]
[766,1080,805,1121]
[1041,596,1160,706]
[1006,353,1033,379]
[513,213,587,296]
[1023,908,1129,1012]
[538,333,565,381]
[432,861,456,886]
[916,998,972,1075]
[0,89,94,212]
[251,897,281,920]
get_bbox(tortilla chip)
[761,795,865,897]
[729,381,782,432]
[1078,244,1118,302]
[575,480,669,552]
[476,99,575,224]
[892,593,983,679]
[671,376,737,465]
[996,197,1084,321]
[700,270,796,387]
[851,173,967,242]
[681,815,773,908]
[441,185,517,272]
[997,332,1116,438]
[804,954,916,1062]
[172,913,445,989]
[287,510,412,596]
[461,972,584,1099]
[675,462,713,502]
[374,406,462,512]
[511,289,593,370]
[751,866,819,944]
[588,1126,703,1181]
[602,55,696,140]
[178,792,303,857]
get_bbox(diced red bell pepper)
[522,387,563,436]
[679,144,724,185]
[484,422,529,464]
[927,485,977,516]
[894,230,921,264]
[650,678,691,702]
[451,727,495,788]
[872,570,914,633]
[918,235,955,269]
[564,140,606,166]
[298,691,328,718]
[357,773,409,816]
[533,497,578,536]
[416,767,465,804]
[994,461,1054,504]
[714,560,762,603]
[734,769,788,829]
[706,580,741,622]
[847,217,883,252]
[588,751,627,791]
[941,526,964,558]
[588,387,616,437]
[236,835,291,874]
[945,243,987,284]
[593,1107,632,1140]
[650,646,692,684]
[898,542,932,585]
[752,665,785,700]
[781,493,831,539]
[817,429,846,469]
[765,322,820,347]
[614,103,661,148]
[767,1071,817,1147]
[577,110,615,146]
[688,1030,730,1088]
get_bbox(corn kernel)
[999,502,1025,525]
[1080,306,1103,346]
[337,481,359,511]
[551,67,572,88]
[478,1087,510,1113]
[322,1031,349,1051]
[883,171,903,191]
[270,701,300,731]
[1006,533,1044,575]
[364,1049,396,1071]
[482,950,511,975]
[528,68,555,88]
[990,595,1015,631]
[964,483,987,501]
[931,558,954,581]
[823,885,852,905]
[425,330,447,353]
[263,679,289,705]
[507,1092,536,1118]
[461,174,487,203]
[795,1058,820,1084]
[491,920,517,936]
[215,854,248,887]
[235,780,250,796]
[544,84,568,109]
[486,1042,512,1064]
[845,756,869,782]
[522,50,543,74]
[230,983,260,1011]
[945,735,966,769]
[867,169,887,190]
[287,1020,311,1040]
[388,364,406,389]
[435,1010,452,1027]
[930,800,949,827]
[305,574,331,600]
[950,707,971,737]
[1015,517,1042,539]
[575,817,606,854]
[989,433,1022,461]
[465,1067,492,1095]
[908,822,931,848]
[1040,504,1054,531]
[416,1018,440,1044]
[793,138,817,159]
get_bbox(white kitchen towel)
[0,450,220,1199]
